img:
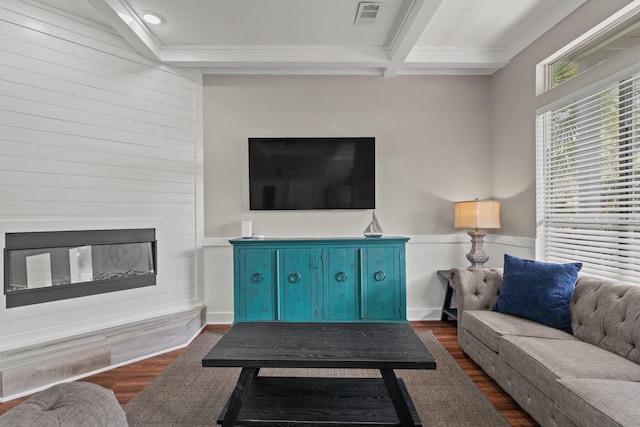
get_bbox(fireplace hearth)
[4,229,156,308]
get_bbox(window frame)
[536,0,640,95]
[536,72,640,283]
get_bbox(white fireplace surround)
[0,217,207,401]
[0,218,176,349]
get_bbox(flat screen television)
[249,137,375,210]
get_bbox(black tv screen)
[249,137,375,210]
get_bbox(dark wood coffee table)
[202,322,436,427]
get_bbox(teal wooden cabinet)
[278,249,318,321]
[236,249,276,320]
[361,246,404,320]
[323,247,359,321]
[231,237,409,322]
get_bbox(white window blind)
[537,72,640,283]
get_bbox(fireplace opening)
[4,229,156,308]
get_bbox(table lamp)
[454,199,501,268]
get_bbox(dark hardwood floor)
[0,321,537,426]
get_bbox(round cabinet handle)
[374,270,386,281]
[251,272,264,283]
[335,271,348,282]
[288,272,302,283]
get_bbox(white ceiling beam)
[406,47,510,70]
[160,46,390,69]
[383,0,444,77]
[198,67,498,76]
[200,67,385,76]
[85,0,162,61]
[398,68,497,76]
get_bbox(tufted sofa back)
[571,276,640,364]
[449,268,503,341]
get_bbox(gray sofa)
[451,267,640,427]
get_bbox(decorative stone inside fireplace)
[4,228,156,308]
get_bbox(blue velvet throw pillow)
[492,254,582,334]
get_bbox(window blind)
[537,72,640,283]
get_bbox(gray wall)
[490,0,635,238]
[199,1,638,322]
[203,0,635,241]
[203,75,492,238]
[200,74,527,324]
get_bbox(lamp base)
[466,230,489,269]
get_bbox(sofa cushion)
[460,328,500,378]
[555,379,640,427]
[493,254,581,333]
[494,358,560,427]
[499,335,640,402]
[571,276,640,364]
[463,310,576,352]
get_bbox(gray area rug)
[125,330,509,426]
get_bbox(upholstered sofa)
[0,382,127,426]
[451,266,640,427]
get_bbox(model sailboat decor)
[363,212,383,237]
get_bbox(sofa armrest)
[449,268,503,340]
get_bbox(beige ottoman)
[0,382,127,426]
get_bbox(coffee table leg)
[221,367,259,427]
[380,369,416,427]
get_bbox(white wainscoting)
[0,0,203,354]
[202,234,535,324]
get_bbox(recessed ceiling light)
[118,12,133,25]
[142,11,166,25]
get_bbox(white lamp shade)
[454,200,501,229]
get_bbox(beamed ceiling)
[34,0,588,76]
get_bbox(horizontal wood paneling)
[0,0,201,357]
[0,58,193,121]
[0,30,195,107]
[0,77,194,132]
[0,1,192,84]
[0,126,194,163]
[1,141,194,174]
[0,157,194,184]
[0,171,195,195]
[1,95,194,143]
[1,201,195,217]
[0,186,195,205]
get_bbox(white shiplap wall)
[0,0,202,350]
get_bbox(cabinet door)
[322,248,359,320]
[236,249,275,321]
[278,249,318,321]
[361,246,404,320]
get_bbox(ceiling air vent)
[355,2,382,25]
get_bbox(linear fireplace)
[4,228,156,308]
